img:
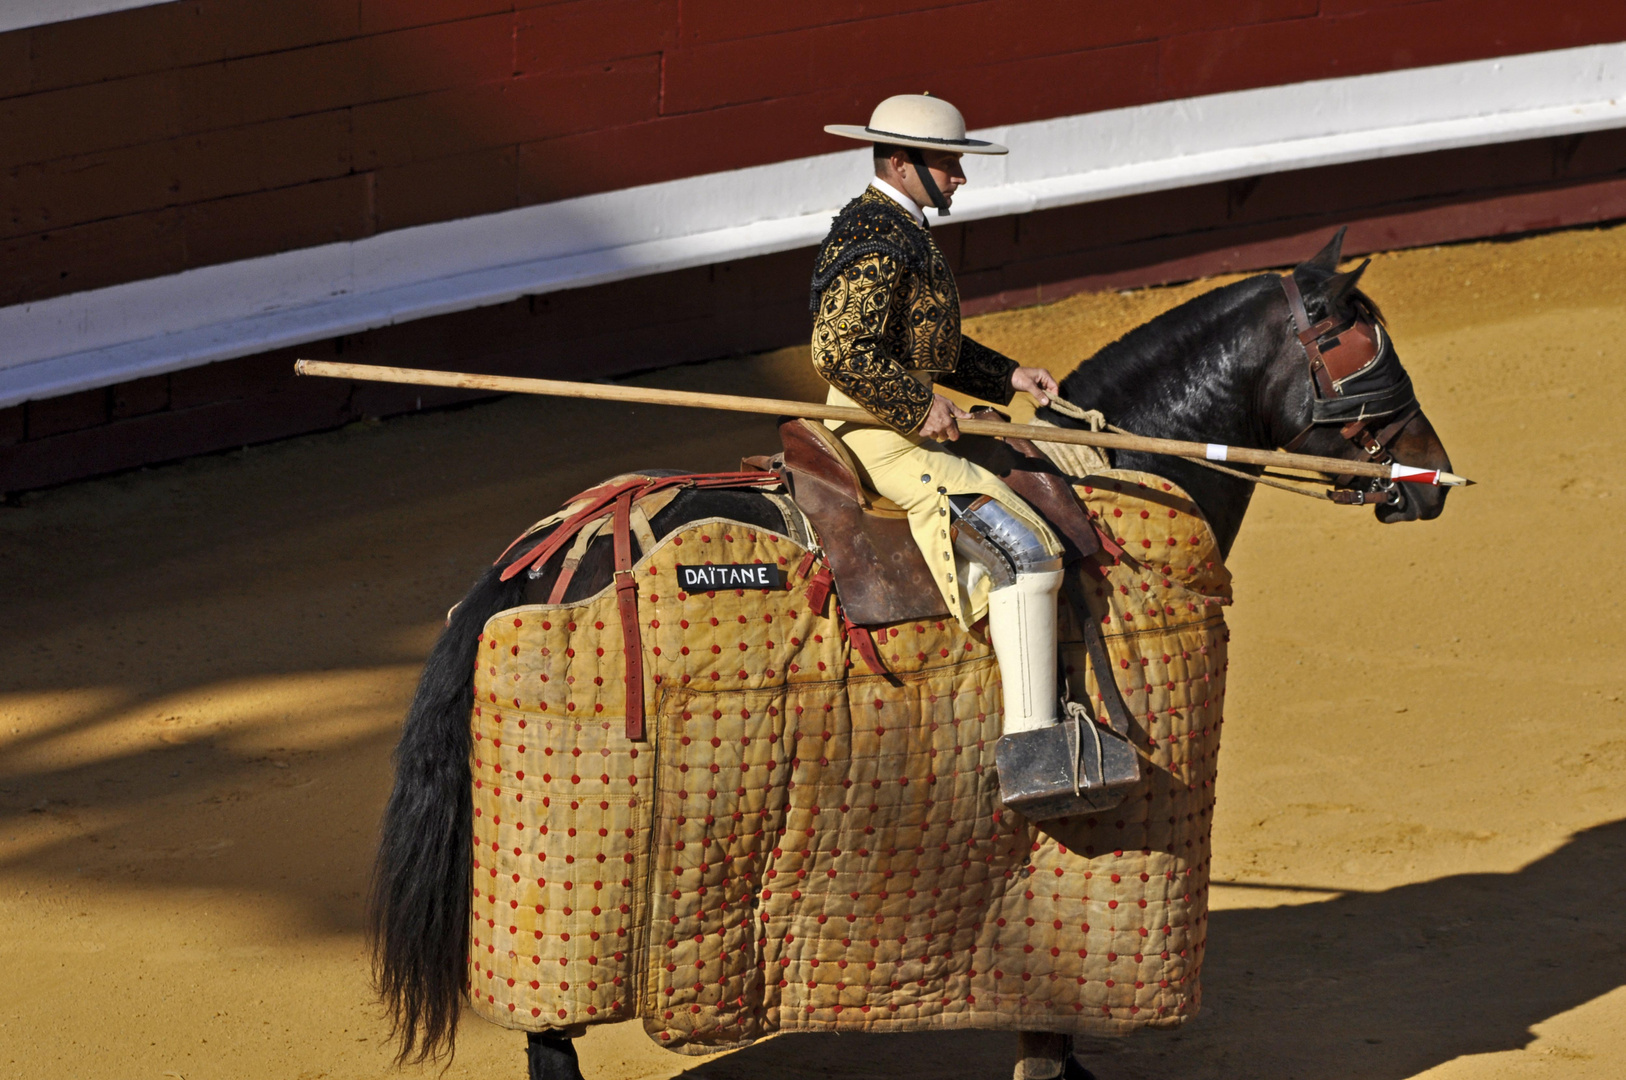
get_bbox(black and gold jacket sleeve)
[809,188,1018,434]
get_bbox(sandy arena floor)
[2,225,1624,1080]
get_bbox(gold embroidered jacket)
[809,187,1018,434]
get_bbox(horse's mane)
[1057,274,1279,409]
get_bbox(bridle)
[1278,272,1422,507]
[1049,269,1431,510]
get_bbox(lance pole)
[294,359,1470,487]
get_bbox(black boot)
[527,1031,585,1080]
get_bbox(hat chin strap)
[905,147,951,217]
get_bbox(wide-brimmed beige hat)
[825,93,1007,155]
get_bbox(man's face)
[890,149,966,208]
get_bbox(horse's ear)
[1303,226,1348,272]
[1321,257,1371,306]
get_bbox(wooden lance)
[293,360,1471,487]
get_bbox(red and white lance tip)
[1201,443,1473,486]
[1389,463,1473,487]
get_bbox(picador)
[815,93,1071,754]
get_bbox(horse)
[366,230,1453,1080]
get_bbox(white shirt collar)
[869,178,925,225]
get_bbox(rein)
[1045,397,1334,501]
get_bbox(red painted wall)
[4,0,1624,308]
[7,126,1626,494]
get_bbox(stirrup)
[995,678,1139,821]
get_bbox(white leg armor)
[948,496,1064,734]
[987,568,1065,732]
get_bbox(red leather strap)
[682,471,785,491]
[497,472,782,580]
[489,469,787,739]
[498,478,646,580]
[610,491,646,741]
[842,614,889,676]
[1341,401,1422,460]
[546,560,578,605]
[1090,521,1125,561]
[805,564,834,615]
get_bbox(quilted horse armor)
[465,462,1230,1050]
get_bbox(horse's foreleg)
[527,1032,585,1080]
[1016,1032,1098,1080]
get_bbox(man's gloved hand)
[919,393,972,441]
[1011,366,1060,407]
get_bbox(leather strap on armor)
[495,471,784,741]
[611,491,645,741]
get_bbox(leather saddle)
[762,414,1101,626]
[772,419,943,625]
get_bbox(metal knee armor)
[947,494,1062,588]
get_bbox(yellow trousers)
[824,386,1059,627]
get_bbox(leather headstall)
[1279,273,1421,507]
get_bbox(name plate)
[676,563,785,591]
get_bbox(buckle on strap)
[1327,487,1395,506]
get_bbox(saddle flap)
[778,418,948,626]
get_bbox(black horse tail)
[368,558,530,1064]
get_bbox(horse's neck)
[1064,289,1287,557]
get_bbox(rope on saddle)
[1043,396,1335,502]
[495,471,784,739]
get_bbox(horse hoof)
[1062,1054,1098,1080]
[527,1031,585,1080]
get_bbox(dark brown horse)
[368,231,1453,1079]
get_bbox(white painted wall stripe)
[3,41,1625,410]
[0,0,173,35]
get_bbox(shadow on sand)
[666,818,1626,1080]
[0,385,797,933]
